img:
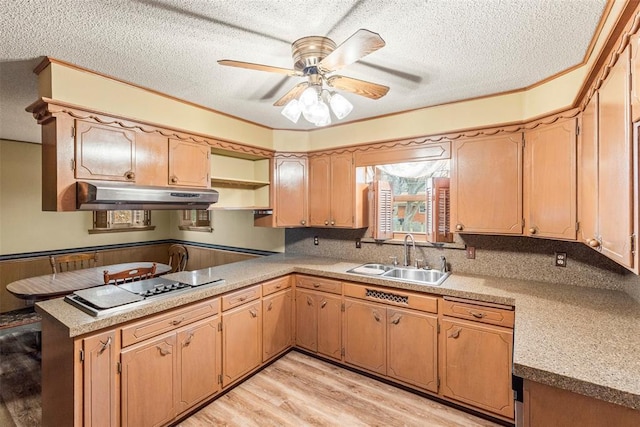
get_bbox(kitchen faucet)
[403,234,416,267]
[440,256,448,273]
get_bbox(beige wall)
[0,139,283,255]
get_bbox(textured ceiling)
[0,0,608,143]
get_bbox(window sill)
[88,226,156,234]
[178,225,213,233]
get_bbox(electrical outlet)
[313,236,319,246]
[555,252,567,267]
[355,238,361,249]
[466,246,476,259]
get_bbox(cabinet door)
[599,45,634,269]
[222,301,261,387]
[343,298,386,374]
[168,139,210,188]
[263,289,293,362]
[317,293,343,361]
[136,133,168,187]
[121,332,177,427]
[308,155,332,226]
[330,152,355,227]
[387,308,438,393]
[579,94,599,247]
[274,157,308,227]
[451,134,523,234]
[440,318,514,419]
[524,118,577,240]
[83,330,118,427]
[75,120,136,182]
[177,317,220,414]
[295,289,318,352]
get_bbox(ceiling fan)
[218,29,389,126]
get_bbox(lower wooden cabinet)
[343,298,438,392]
[222,300,262,387]
[294,288,342,360]
[440,317,514,418]
[120,332,178,427]
[176,318,221,414]
[262,288,293,362]
[387,307,438,392]
[343,298,386,375]
[82,330,119,427]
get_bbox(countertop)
[36,253,640,411]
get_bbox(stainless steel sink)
[346,264,450,286]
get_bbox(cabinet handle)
[529,227,537,235]
[158,345,172,356]
[170,317,184,326]
[239,295,248,301]
[455,224,464,231]
[468,310,485,319]
[306,296,313,306]
[330,220,335,226]
[98,336,112,354]
[320,300,327,308]
[373,311,381,322]
[170,175,179,184]
[324,220,329,225]
[275,284,282,289]
[588,238,601,248]
[313,283,321,288]
[125,171,135,180]
[448,328,461,339]
[267,301,273,311]
[184,332,194,347]
[249,308,258,318]
[390,315,401,325]
[300,220,306,225]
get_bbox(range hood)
[76,181,218,210]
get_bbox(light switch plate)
[466,246,476,259]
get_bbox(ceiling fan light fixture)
[299,86,319,110]
[281,99,302,123]
[329,92,353,120]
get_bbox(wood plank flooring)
[178,351,502,427]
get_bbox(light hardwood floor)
[178,351,503,427]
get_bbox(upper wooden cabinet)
[168,139,210,188]
[523,118,577,240]
[75,120,136,182]
[273,156,308,227]
[309,152,367,228]
[583,44,637,271]
[450,134,523,235]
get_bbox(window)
[364,160,452,243]
[89,210,155,234]
[178,209,213,232]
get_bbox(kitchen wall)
[285,228,636,294]
[0,139,284,256]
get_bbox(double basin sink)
[346,263,450,286]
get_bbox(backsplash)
[285,228,634,292]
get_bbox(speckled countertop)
[36,253,640,411]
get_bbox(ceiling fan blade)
[326,75,389,100]
[218,60,303,77]
[318,29,385,72]
[273,82,309,106]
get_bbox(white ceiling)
[0,0,608,143]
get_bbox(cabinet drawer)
[122,298,219,347]
[296,275,342,294]
[441,297,514,328]
[222,285,261,311]
[262,276,291,296]
[343,282,437,313]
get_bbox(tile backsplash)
[285,228,634,292]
